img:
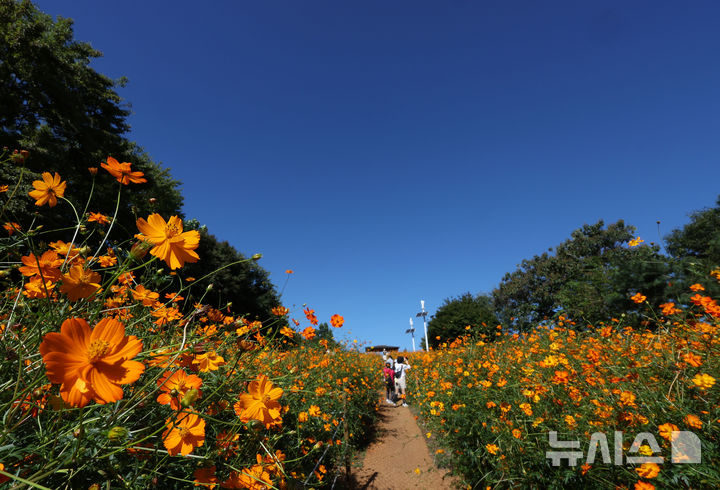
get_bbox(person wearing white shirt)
[393,356,411,407]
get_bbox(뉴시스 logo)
[546,430,701,466]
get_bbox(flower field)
[3,149,720,490]
[0,152,382,488]
[407,300,720,489]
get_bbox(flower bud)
[107,426,129,442]
[252,253,262,260]
[180,388,200,408]
[10,150,25,164]
[129,240,153,261]
[88,167,98,176]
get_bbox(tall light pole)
[405,317,416,352]
[416,299,429,351]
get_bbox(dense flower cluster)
[0,154,379,489]
[407,287,720,489]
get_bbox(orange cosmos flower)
[658,423,679,440]
[152,306,183,326]
[635,462,660,479]
[19,250,62,281]
[301,326,316,340]
[234,374,283,427]
[272,306,290,316]
[97,255,118,267]
[193,466,218,488]
[3,222,20,235]
[39,317,144,407]
[163,412,205,456]
[28,172,66,207]
[285,269,293,274]
[49,240,81,259]
[330,314,344,328]
[659,302,681,316]
[59,265,102,301]
[224,465,273,490]
[303,307,318,325]
[684,414,702,429]
[101,156,147,185]
[280,326,295,338]
[135,214,200,270]
[87,212,110,225]
[486,443,500,455]
[192,351,225,372]
[23,276,56,298]
[630,292,647,304]
[634,482,655,490]
[681,351,702,368]
[132,285,159,306]
[157,370,203,410]
[628,236,644,247]
[552,370,570,384]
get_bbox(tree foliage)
[0,0,283,320]
[181,228,282,323]
[0,0,183,235]
[493,220,670,331]
[664,195,720,302]
[427,292,498,347]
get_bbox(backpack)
[385,372,394,388]
[394,365,403,380]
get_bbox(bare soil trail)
[347,395,459,489]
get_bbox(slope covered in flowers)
[407,300,720,489]
[0,151,381,488]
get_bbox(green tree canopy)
[181,228,283,324]
[0,0,183,235]
[0,0,284,321]
[427,292,498,347]
[493,220,670,331]
[664,195,720,302]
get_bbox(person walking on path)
[383,362,395,405]
[382,349,395,369]
[393,356,411,407]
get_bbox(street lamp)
[405,317,416,352]
[416,299,429,351]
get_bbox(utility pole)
[416,300,429,351]
[405,317,416,352]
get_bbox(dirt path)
[348,395,459,489]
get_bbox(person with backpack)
[382,361,395,405]
[393,356,411,407]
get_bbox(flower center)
[79,270,94,285]
[262,394,272,405]
[178,427,190,438]
[165,223,181,238]
[87,339,111,363]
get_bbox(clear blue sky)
[35,0,720,351]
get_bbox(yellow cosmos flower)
[691,373,715,390]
